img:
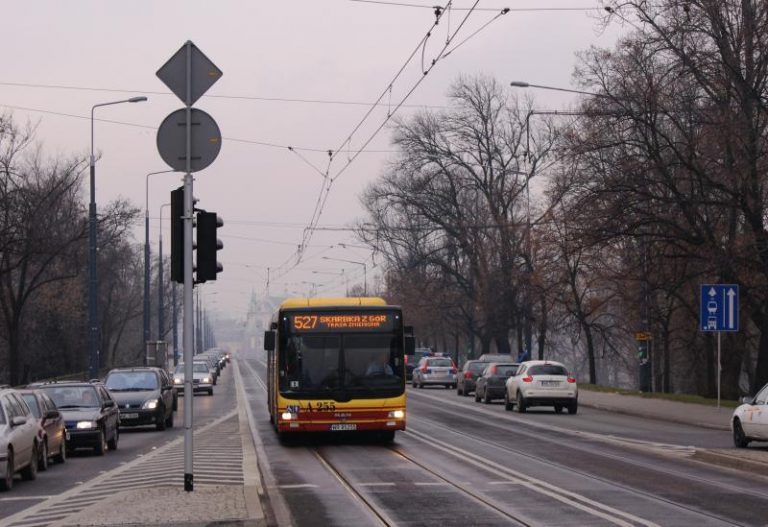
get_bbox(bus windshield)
[279,332,403,399]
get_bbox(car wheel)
[156,408,167,431]
[567,400,578,415]
[94,429,107,456]
[20,443,37,481]
[107,427,119,451]
[53,440,66,464]
[0,449,13,491]
[474,390,481,403]
[165,411,174,429]
[172,395,179,412]
[38,440,49,472]
[516,391,527,413]
[554,405,563,414]
[457,385,463,396]
[378,430,395,443]
[483,390,491,404]
[208,388,214,396]
[504,392,513,411]
[412,379,417,388]
[733,419,750,448]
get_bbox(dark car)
[456,360,489,396]
[18,389,67,470]
[104,367,176,431]
[35,382,119,455]
[475,362,519,404]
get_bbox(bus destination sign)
[290,311,395,332]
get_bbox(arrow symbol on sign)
[709,287,717,297]
[727,288,736,329]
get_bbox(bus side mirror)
[405,335,416,355]
[264,331,276,351]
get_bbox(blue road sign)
[700,284,739,332]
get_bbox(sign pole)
[717,331,721,409]
[182,40,194,493]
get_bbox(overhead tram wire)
[348,0,601,12]
[296,1,485,259]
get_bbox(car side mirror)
[45,409,60,420]
[11,416,26,427]
[741,396,755,405]
[104,400,116,409]
[264,330,276,351]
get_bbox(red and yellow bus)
[263,297,413,441]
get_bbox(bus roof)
[279,297,388,309]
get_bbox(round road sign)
[157,108,222,173]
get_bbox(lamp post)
[144,170,177,364]
[89,96,147,379]
[159,202,171,353]
[322,257,367,295]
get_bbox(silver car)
[0,389,41,490]
[411,356,457,389]
[172,362,214,396]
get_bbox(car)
[172,362,214,395]
[196,355,219,384]
[411,356,457,389]
[18,389,67,470]
[477,353,515,362]
[0,389,41,490]
[456,360,490,396]
[474,362,519,403]
[504,360,578,414]
[104,367,176,431]
[732,382,768,448]
[35,382,120,455]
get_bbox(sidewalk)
[580,388,768,477]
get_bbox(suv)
[411,356,457,389]
[504,361,578,414]
[104,367,176,431]
[35,381,120,455]
[0,389,40,490]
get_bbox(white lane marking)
[406,427,660,527]
[0,496,54,501]
[274,483,319,489]
[357,482,396,487]
[488,481,520,485]
[408,388,695,455]
[414,482,448,486]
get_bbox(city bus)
[263,297,414,441]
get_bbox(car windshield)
[467,362,488,373]
[280,333,403,398]
[20,394,41,418]
[428,358,452,367]
[38,386,100,408]
[494,365,518,377]
[193,363,211,373]
[105,371,158,391]
[528,364,568,376]
[0,404,6,425]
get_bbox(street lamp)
[322,257,367,296]
[144,170,178,363]
[509,81,609,98]
[159,202,173,363]
[89,96,147,379]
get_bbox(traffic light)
[196,211,223,283]
[170,186,184,283]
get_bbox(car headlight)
[202,377,211,383]
[388,410,405,419]
[76,420,97,430]
[173,377,182,384]
[142,399,159,410]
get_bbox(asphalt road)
[0,366,236,521]
[240,352,768,527]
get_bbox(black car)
[456,360,489,396]
[104,367,176,431]
[35,382,119,455]
[475,363,519,404]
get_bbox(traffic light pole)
[182,41,194,493]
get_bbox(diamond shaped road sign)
[156,41,222,106]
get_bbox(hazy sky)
[0,1,624,320]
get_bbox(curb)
[691,449,768,478]
[579,400,731,431]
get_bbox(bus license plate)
[330,424,356,431]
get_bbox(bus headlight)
[281,412,293,421]
[388,410,405,419]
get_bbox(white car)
[504,360,578,414]
[732,382,768,448]
[0,389,41,490]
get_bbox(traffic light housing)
[196,211,223,283]
[170,186,184,283]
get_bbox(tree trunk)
[583,322,597,385]
[537,293,547,360]
[753,319,768,393]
